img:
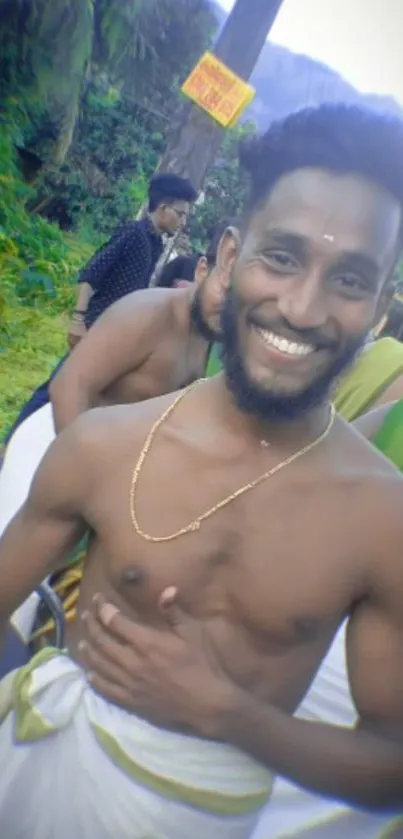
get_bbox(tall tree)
[155,0,284,189]
[0,0,94,162]
[0,0,217,162]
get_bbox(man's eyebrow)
[333,251,381,277]
[257,228,309,254]
[257,229,382,276]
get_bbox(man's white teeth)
[256,328,314,357]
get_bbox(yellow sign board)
[181,52,255,128]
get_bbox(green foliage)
[94,0,216,107]
[30,82,165,237]
[0,0,217,163]
[0,129,93,432]
[0,311,66,436]
[93,0,163,85]
[0,136,89,316]
[0,0,94,162]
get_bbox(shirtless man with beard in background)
[49,229,228,430]
[0,105,403,839]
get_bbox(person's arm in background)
[68,282,94,350]
[368,374,403,411]
[50,289,171,432]
[66,223,134,350]
[353,401,397,441]
[0,420,93,646]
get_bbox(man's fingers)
[82,609,135,672]
[159,587,200,640]
[91,594,162,652]
[79,634,133,691]
[83,606,137,666]
[98,601,120,628]
[92,594,139,642]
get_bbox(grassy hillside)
[0,132,95,434]
[0,240,94,436]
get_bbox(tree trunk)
[156,0,284,190]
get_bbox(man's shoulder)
[362,471,403,601]
[116,219,142,232]
[337,414,400,471]
[67,393,181,458]
[117,218,155,238]
[111,219,147,243]
[102,286,177,329]
[352,461,403,567]
[331,416,403,519]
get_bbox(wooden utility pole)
[156,0,284,190]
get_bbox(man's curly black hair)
[239,104,403,241]
[148,173,197,212]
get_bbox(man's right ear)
[216,226,240,291]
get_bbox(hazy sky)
[218,0,403,105]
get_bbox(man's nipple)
[120,566,145,586]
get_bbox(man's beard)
[190,286,221,343]
[220,289,366,423]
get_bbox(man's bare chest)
[85,465,365,651]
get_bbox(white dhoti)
[0,404,55,641]
[252,621,403,838]
[0,403,55,535]
[0,648,272,839]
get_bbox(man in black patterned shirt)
[71,173,197,342]
[3,173,197,447]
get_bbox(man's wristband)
[74,309,86,315]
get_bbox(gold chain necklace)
[130,379,335,543]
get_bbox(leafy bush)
[30,84,164,237]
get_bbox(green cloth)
[205,343,222,378]
[334,338,403,422]
[372,398,403,471]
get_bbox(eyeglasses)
[170,207,188,222]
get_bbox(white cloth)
[0,404,55,640]
[252,621,403,838]
[0,649,272,839]
[0,403,55,535]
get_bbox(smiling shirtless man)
[0,105,403,839]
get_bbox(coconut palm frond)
[0,0,94,161]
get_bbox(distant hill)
[210,1,402,129]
